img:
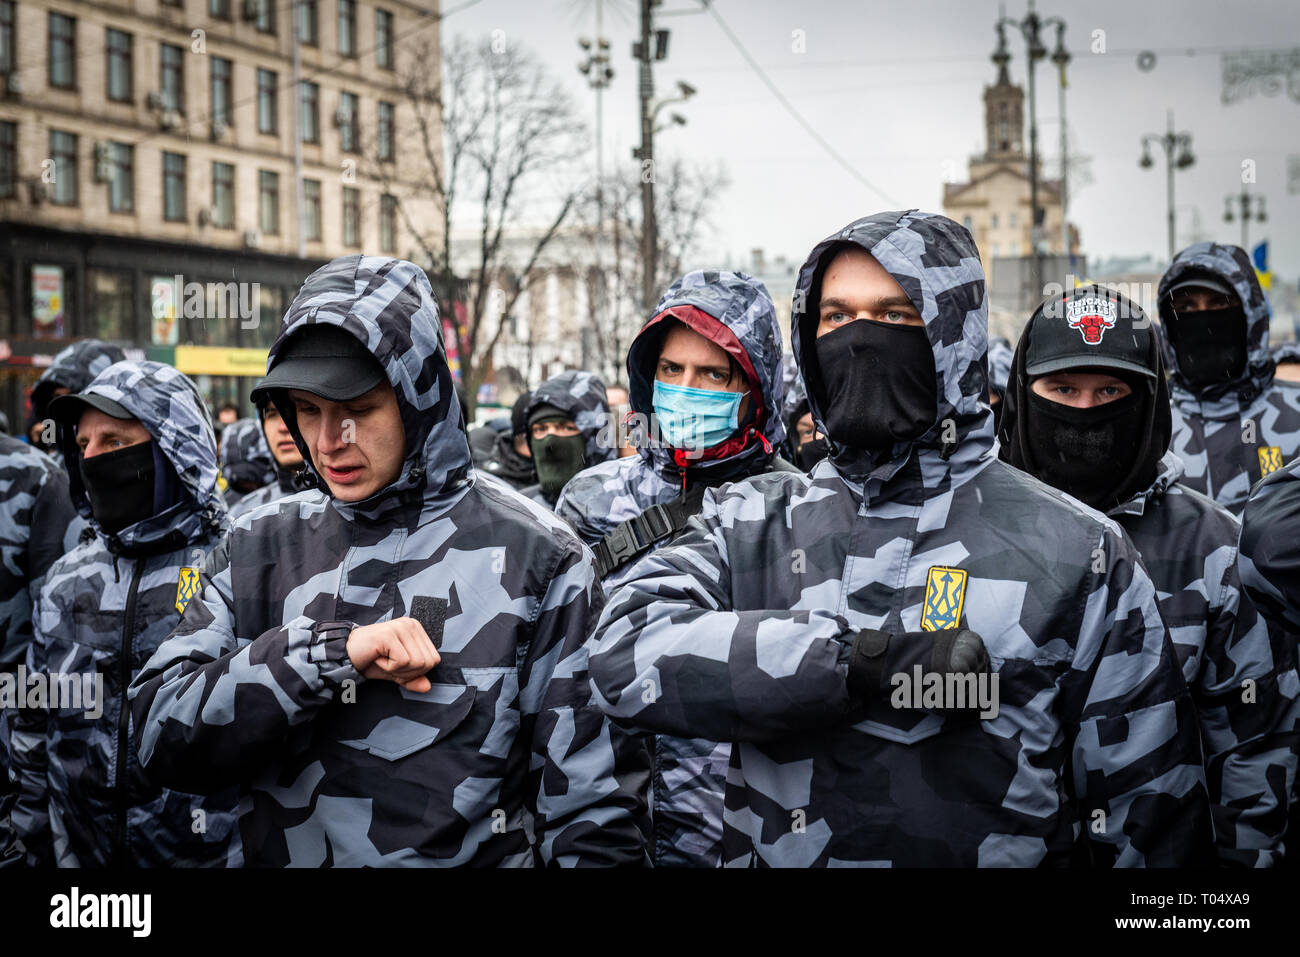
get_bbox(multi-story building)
[0,0,439,428]
[943,55,1080,324]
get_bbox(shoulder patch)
[921,566,967,632]
[175,566,201,614]
[1258,446,1283,476]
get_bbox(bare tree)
[571,157,731,385]
[377,34,586,419]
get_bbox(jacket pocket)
[338,683,477,760]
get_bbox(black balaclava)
[1162,272,1248,393]
[528,404,586,501]
[813,319,937,454]
[1001,292,1172,513]
[797,437,829,471]
[78,440,161,535]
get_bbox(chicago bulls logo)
[1064,296,1119,345]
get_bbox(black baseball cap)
[1165,273,1236,302]
[250,325,387,404]
[1025,285,1156,381]
[48,391,135,425]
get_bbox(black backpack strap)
[593,484,708,579]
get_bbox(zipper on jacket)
[110,557,144,868]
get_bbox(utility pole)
[995,2,1068,299]
[1224,183,1267,251]
[636,0,656,313]
[1139,110,1196,260]
[1051,25,1069,262]
[578,4,613,360]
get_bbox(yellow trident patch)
[1258,446,1283,477]
[175,567,201,614]
[921,566,968,632]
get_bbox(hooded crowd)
[1,211,1299,869]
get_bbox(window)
[209,0,231,20]
[338,91,358,153]
[252,286,283,347]
[303,178,322,240]
[161,0,182,7]
[255,0,276,34]
[257,68,278,134]
[300,81,319,143]
[962,215,973,232]
[212,161,234,228]
[0,1,14,75]
[259,170,279,235]
[380,194,396,253]
[211,57,233,132]
[990,213,999,229]
[49,13,76,89]
[338,0,356,57]
[160,43,185,112]
[296,0,318,45]
[106,29,133,103]
[163,152,186,221]
[88,269,134,341]
[342,186,360,247]
[377,101,394,161]
[108,142,133,212]
[375,9,394,69]
[0,121,14,199]
[49,130,78,206]
[1009,212,1017,228]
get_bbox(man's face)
[286,384,405,502]
[76,407,152,458]
[1275,360,1300,384]
[795,411,821,446]
[816,248,924,339]
[218,407,239,426]
[530,418,579,445]
[262,405,303,468]
[1030,371,1132,409]
[656,324,750,420]
[1169,285,1235,315]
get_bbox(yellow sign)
[175,567,201,614]
[174,345,269,377]
[1258,446,1283,477]
[921,566,967,632]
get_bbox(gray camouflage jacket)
[219,417,275,505]
[1159,243,1300,515]
[30,340,127,468]
[128,256,650,867]
[1108,451,1299,866]
[1238,457,1300,635]
[519,370,612,508]
[10,360,240,867]
[588,210,1212,867]
[557,270,790,867]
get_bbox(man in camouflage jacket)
[129,255,649,867]
[588,210,1212,867]
[557,270,795,867]
[10,360,240,867]
[29,340,127,464]
[219,417,276,507]
[518,370,613,508]
[1157,243,1300,515]
[999,285,1299,866]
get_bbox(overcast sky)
[446,0,1300,282]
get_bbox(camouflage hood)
[1157,242,1274,410]
[59,360,227,553]
[265,255,470,521]
[791,210,992,485]
[627,270,786,480]
[987,336,1014,398]
[31,339,127,418]
[524,370,613,468]
[219,417,275,488]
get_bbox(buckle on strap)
[635,503,676,542]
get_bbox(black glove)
[846,627,990,705]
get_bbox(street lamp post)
[1139,110,1196,261]
[995,1,1068,298]
[1223,185,1267,251]
[578,5,614,358]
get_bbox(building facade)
[0,0,439,429]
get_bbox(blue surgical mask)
[652,380,748,451]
